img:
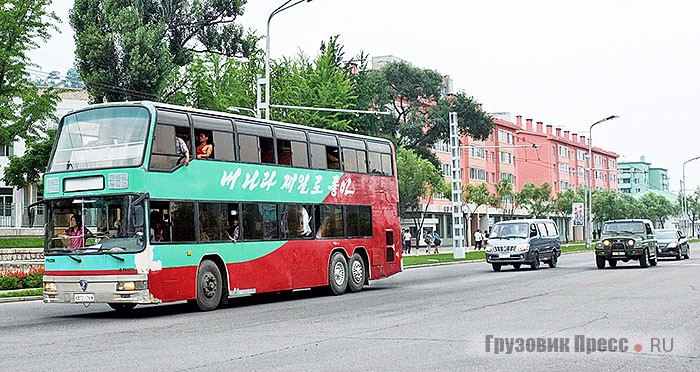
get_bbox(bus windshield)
[46,195,147,254]
[49,106,150,172]
[490,223,529,239]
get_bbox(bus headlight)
[117,281,148,291]
[43,282,57,292]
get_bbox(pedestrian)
[483,229,489,246]
[432,231,441,254]
[423,231,433,254]
[474,229,483,250]
[402,229,412,255]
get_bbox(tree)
[683,188,700,237]
[638,192,676,227]
[3,130,55,188]
[396,147,448,233]
[552,188,585,242]
[0,0,60,188]
[358,61,493,166]
[70,0,259,103]
[493,179,518,220]
[61,67,84,88]
[518,182,552,218]
[462,182,497,245]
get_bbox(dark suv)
[595,219,658,269]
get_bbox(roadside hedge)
[0,268,44,290]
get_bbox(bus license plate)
[74,293,95,302]
[499,253,510,258]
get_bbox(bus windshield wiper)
[102,251,125,262]
[67,254,82,263]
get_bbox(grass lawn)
[0,289,42,298]
[402,243,593,267]
[0,237,44,249]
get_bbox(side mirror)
[27,206,36,228]
[530,231,538,238]
[133,205,145,227]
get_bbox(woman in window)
[195,132,213,159]
[61,215,92,249]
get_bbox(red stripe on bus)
[45,270,139,276]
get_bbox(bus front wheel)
[195,260,222,311]
[328,252,349,295]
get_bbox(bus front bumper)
[42,274,155,305]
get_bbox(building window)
[558,145,568,157]
[499,151,513,164]
[594,155,602,165]
[595,171,603,180]
[559,181,570,190]
[441,164,450,177]
[470,147,486,159]
[0,145,14,157]
[578,167,585,177]
[499,172,514,183]
[432,140,449,152]
[469,168,487,181]
[608,159,615,168]
[559,164,569,174]
[577,151,586,162]
[498,130,513,145]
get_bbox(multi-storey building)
[515,116,619,193]
[406,114,621,246]
[618,156,674,202]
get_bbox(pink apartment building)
[407,114,619,246]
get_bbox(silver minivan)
[485,219,561,271]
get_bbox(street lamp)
[263,0,312,120]
[586,115,619,249]
[682,155,700,234]
[227,106,259,118]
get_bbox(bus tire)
[328,252,348,295]
[347,253,366,293]
[195,260,222,311]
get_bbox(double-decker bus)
[35,101,402,311]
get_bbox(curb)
[0,295,42,303]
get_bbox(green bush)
[22,272,43,289]
[0,275,20,290]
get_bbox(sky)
[29,0,700,192]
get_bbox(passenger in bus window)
[225,217,240,243]
[195,132,213,159]
[175,135,190,166]
[60,215,92,249]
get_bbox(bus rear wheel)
[195,260,222,311]
[347,253,366,293]
[108,303,136,312]
[328,252,349,295]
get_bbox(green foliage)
[70,0,259,103]
[397,147,446,218]
[0,275,20,290]
[0,237,44,248]
[638,192,676,227]
[518,182,552,218]
[0,268,44,289]
[0,0,60,148]
[493,179,517,218]
[0,288,42,298]
[552,188,585,242]
[3,130,55,188]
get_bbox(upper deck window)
[49,106,150,172]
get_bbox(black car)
[656,229,690,260]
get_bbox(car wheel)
[676,248,682,260]
[492,263,502,272]
[530,253,540,270]
[548,250,558,268]
[195,260,222,311]
[347,253,366,293]
[649,255,657,266]
[608,259,617,268]
[596,256,606,269]
[684,246,690,260]
[513,264,521,270]
[328,251,349,295]
[639,249,649,268]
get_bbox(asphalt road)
[1,247,699,372]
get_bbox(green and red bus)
[36,101,402,311]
